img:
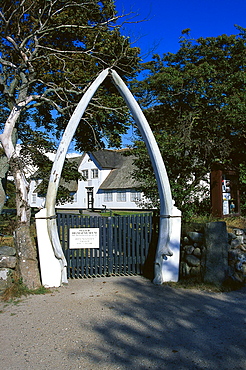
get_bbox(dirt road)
[0,276,246,369]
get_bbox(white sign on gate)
[69,228,99,249]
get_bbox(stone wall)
[181,221,246,285]
[0,246,17,292]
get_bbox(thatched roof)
[99,153,140,190]
[89,149,128,169]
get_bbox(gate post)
[35,208,61,287]
[161,205,181,282]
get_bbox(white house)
[28,149,146,211]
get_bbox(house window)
[130,191,141,202]
[91,169,98,179]
[117,191,126,202]
[104,191,113,202]
[31,193,37,203]
[82,170,88,179]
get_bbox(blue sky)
[115,0,246,60]
[113,0,246,147]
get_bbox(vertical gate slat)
[127,215,131,274]
[93,216,99,276]
[143,214,148,268]
[66,215,71,278]
[81,215,85,277]
[108,216,113,275]
[66,215,71,277]
[113,216,116,275]
[101,217,107,276]
[66,214,71,278]
[84,216,89,276]
[141,213,150,272]
[132,215,136,275]
[140,214,144,269]
[75,215,80,277]
[89,217,94,276]
[70,215,76,278]
[136,214,140,274]
[98,217,103,276]
[114,216,119,275]
[147,213,152,256]
[122,216,127,275]
[118,216,123,275]
[90,216,97,277]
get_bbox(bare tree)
[0,0,140,288]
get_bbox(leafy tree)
[130,26,246,218]
[0,0,140,288]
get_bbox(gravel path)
[0,276,246,369]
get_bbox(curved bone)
[45,69,109,284]
[110,70,173,284]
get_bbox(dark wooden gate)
[57,213,152,278]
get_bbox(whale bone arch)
[45,68,173,285]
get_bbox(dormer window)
[91,169,98,178]
[81,169,89,179]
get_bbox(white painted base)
[161,206,181,282]
[35,208,62,287]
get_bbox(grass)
[163,278,245,293]
[223,216,246,233]
[1,273,53,302]
[183,214,246,233]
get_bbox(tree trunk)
[0,155,8,213]
[14,224,41,289]
[10,156,41,289]
[1,105,41,288]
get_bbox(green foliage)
[130,27,246,218]
[239,163,246,215]
[0,0,141,205]
[0,210,17,237]
[4,180,16,209]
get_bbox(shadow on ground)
[67,277,246,369]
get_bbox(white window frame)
[104,191,113,202]
[117,191,126,202]
[130,191,142,202]
[31,193,37,204]
[81,169,89,179]
[91,168,98,179]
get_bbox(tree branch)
[0,58,17,69]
